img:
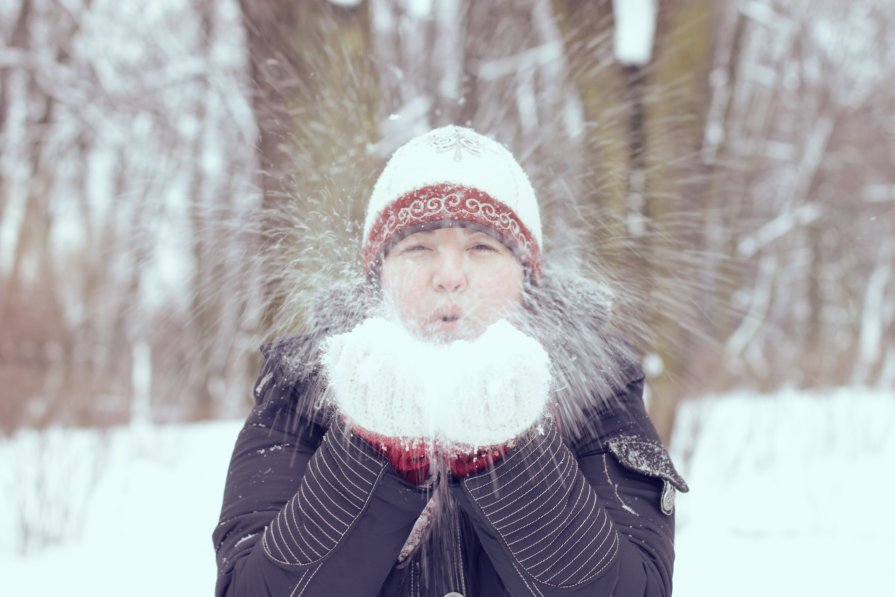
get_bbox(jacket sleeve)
[212,344,429,597]
[449,377,687,597]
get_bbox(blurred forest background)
[1,0,894,445]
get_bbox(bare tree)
[0,0,258,431]
[711,0,895,388]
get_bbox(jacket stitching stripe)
[311,456,360,519]
[285,492,326,557]
[317,449,366,507]
[304,475,352,528]
[463,434,540,493]
[514,481,588,559]
[488,449,573,523]
[464,425,620,588]
[286,497,322,558]
[511,559,545,597]
[517,481,600,573]
[542,507,614,584]
[262,426,387,568]
[484,442,568,518]
[287,568,310,597]
[557,521,619,585]
[298,484,340,545]
[510,454,587,546]
[324,435,376,497]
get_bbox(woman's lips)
[423,305,465,338]
[431,305,462,323]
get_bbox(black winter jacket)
[214,346,686,597]
[213,332,688,597]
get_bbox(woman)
[213,126,688,596]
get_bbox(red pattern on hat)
[363,183,542,276]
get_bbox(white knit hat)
[363,126,542,275]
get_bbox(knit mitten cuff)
[447,444,509,478]
[350,424,431,486]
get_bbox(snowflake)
[428,127,482,161]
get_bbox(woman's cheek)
[389,268,429,322]
[476,288,521,325]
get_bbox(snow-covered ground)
[1,388,892,596]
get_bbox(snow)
[0,422,239,596]
[2,388,892,595]
[612,0,658,66]
[406,0,433,19]
[672,388,895,595]
[130,341,152,423]
[859,261,892,369]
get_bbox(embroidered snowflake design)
[429,127,482,161]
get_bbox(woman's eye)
[471,243,498,252]
[402,244,430,253]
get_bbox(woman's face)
[381,227,524,341]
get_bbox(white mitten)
[321,317,553,449]
[321,317,433,440]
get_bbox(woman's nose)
[431,251,467,293]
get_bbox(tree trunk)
[554,0,716,445]
[239,0,379,339]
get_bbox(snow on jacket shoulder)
[213,333,688,597]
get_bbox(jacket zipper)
[452,510,468,596]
